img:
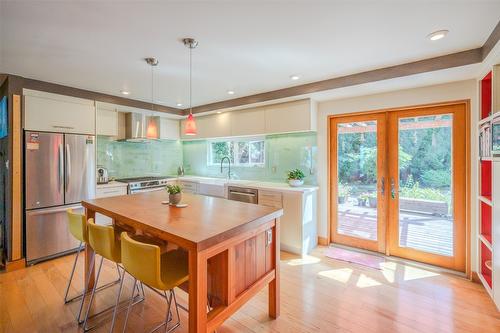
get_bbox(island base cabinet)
[200,219,279,333]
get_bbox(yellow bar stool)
[82,219,144,332]
[65,210,121,322]
[111,232,188,333]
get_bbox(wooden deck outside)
[337,203,453,256]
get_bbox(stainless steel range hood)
[121,113,160,141]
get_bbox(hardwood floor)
[1,247,499,333]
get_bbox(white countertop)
[96,181,128,189]
[177,175,318,193]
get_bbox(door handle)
[390,178,396,199]
[66,144,71,190]
[381,177,385,195]
[58,144,64,193]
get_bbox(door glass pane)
[398,115,453,256]
[337,121,378,241]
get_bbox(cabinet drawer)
[179,181,198,193]
[259,190,282,208]
[96,187,127,198]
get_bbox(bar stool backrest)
[67,209,88,244]
[87,219,121,263]
[121,232,164,290]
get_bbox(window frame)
[207,137,265,167]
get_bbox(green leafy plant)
[338,183,352,197]
[400,178,447,202]
[287,169,305,180]
[166,184,181,194]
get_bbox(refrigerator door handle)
[27,204,82,216]
[58,144,64,193]
[66,144,71,190]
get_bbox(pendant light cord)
[189,45,193,115]
[151,63,154,113]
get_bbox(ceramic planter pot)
[288,179,304,187]
[169,193,182,205]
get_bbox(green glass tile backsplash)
[97,132,317,184]
[182,132,317,185]
[97,136,183,178]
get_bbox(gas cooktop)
[116,176,172,183]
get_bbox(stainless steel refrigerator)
[25,131,96,264]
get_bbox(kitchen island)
[82,191,282,333]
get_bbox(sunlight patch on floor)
[403,265,440,281]
[356,273,382,288]
[286,255,321,266]
[317,268,353,283]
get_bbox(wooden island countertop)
[82,191,283,333]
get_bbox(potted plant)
[286,169,305,187]
[367,192,377,208]
[358,193,369,207]
[338,183,351,204]
[166,184,182,205]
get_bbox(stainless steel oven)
[227,186,258,204]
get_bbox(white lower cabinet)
[95,183,128,224]
[198,183,225,198]
[258,189,317,255]
[179,180,198,194]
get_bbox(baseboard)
[4,258,26,272]
[280,243,302,256]
[318,236,329,246]
[471,271,481,283]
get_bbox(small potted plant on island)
[286,168,305,187]
[166,184,182,205]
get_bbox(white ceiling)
[0,1,499,108]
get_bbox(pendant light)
[183,38,198,136]
[145,57,159,139]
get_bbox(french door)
[330,103,467,271]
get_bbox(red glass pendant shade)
[184,113,197,136]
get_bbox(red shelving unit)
[481,242,493,289]
[481,72,492,119]
[478,70,495,300]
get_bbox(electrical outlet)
[266,229,273,246]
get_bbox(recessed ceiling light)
[427,30,449,41]
[290,75,300,81]
[176,103,183,107]
[120,90,130,95]
[216,111,222,114]
[227,90,235,95]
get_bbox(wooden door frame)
[387,104,467,272]
[329,113,388,253]
[327,100,471,275]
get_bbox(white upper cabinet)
[180,99,316,139]
[160,117,180,140]
[265,99,316,134]
[181,112,231,139]
[24,89,95,134]
[231,107,266,136]
[96,102,118,137]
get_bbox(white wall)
[316,79,479,271]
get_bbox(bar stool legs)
[118,280,180,333]
[64,242,84,303]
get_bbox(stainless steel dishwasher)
[227,186,258,204]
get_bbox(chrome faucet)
[220,156,231,179]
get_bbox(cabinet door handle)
[53,125,75,130]
[380,177,385,195]
[390,178,396,199]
